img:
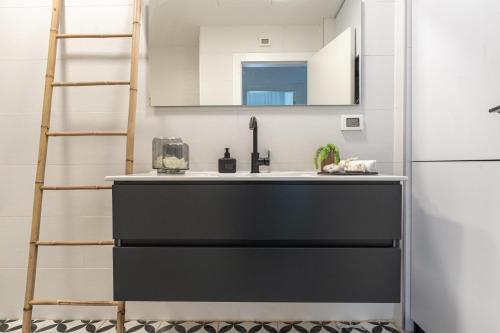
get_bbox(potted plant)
[314,144,341,170]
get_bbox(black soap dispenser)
[218,148,237,173]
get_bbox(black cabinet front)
[113,182,401,243]
[112,181,402,303]
[114,247,401,303]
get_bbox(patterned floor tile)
[68,320,104,333]
[0,320,22,333]
[26,319,54,333]
[157,321,218,333]
[0,320,106,333]
[125,321,161,333]
[0,321,401,333]
[335,322,370,333]
[277,322,314,333]
[31,320,106,333]
[89,321,112,333]
[308,322,339,333]
[217,322,278,333]
[84,320,160,333]
[359,322,400,333]
[92,320,116,333]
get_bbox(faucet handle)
[261,150,270,166]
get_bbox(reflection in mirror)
[149,0,362,107]
[243,62,307,106]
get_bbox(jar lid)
[153,137,183,142]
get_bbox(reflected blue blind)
[246,91,295,105]
[242,62,307,105]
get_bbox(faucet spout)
[249,116,257,130]
[249,116,258,155]
[249,116,270,173]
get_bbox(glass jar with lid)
[152,137,189,174]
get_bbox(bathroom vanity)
[106,172,406,303]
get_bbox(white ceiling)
[149,0,344,47]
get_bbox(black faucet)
[249,116,270,173]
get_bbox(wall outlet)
[341,115,364,131]
[259,37,271,47]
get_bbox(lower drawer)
[113,247,401,303]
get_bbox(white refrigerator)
[411,0,500,332]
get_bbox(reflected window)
[242,62,307,106]
[247,91,295,105]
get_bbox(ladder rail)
[125,0,141,175]
[21,1,142,333]
[22,0,62,331]
[119,1,142,326]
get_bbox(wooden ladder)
[21,1,141,332]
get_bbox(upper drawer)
[113,182,402,242]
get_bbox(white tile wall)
[364,1,396,56]
[0,0,401,321]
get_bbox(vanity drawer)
[112,183,402,242]
[113,246,401,302]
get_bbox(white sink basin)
[180,171,216,177]
[249,171,316,177]
[140,171,305,178]
[183,171,316,178]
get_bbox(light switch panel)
[341,115,364,131]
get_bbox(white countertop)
[105,171,407,182]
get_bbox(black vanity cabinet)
[112,180,402,303]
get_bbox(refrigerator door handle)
[489,105,500,113]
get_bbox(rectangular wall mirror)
[148,0,361,107]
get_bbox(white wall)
[0,0,401,321]
[199,24,322,105]
[334,0,362,54]
[149,47,200,106]
[322,17,336,46]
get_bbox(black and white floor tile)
[217,322,278,333]
[159,321,220,333]
[0,320,401,333]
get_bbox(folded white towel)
[323,163,342,173]
[344,160,377,173]
[323,159,377,173]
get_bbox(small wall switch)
[341,115,364,131]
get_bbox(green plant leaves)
[314,144,341,169]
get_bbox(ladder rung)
[52,81,130,87]
[47,131,128,137]
[57,33,132,39]
[41,185,112,190]
[36,240,114,246]
[29,300,119,306]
